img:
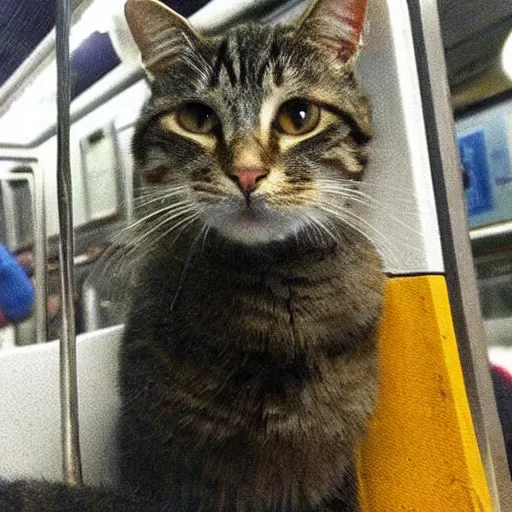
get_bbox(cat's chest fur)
[120,230,383,510]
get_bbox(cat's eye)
[176,102,219,135]
[275,100,321,136]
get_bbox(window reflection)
[456,93,512,475]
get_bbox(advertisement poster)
[457,115,512,229]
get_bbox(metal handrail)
[32,163,48,344]
[0,166,47,345]
[56,0,83,487]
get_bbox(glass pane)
[0,170,39,347]
[452,4,512,473]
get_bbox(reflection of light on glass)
[502,30,512,81]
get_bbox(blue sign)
[458,130,493,216]
[486,118,512,187]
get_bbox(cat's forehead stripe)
[210,39,238,87]
[209,29,285,89]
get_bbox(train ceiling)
[0,0,511,104]
[0,0,209,91]
[439,0,512,88]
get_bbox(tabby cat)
[0,0,385,510]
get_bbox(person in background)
[491,364,512,473]
[0,244,34,327]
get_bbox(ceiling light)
[501,30,512,81]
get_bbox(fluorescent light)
[502,30,512,81]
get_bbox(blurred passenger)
[491,364,512,473]
[0,244,34,327]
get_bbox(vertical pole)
[32,164,48,344]
[56,0,83,486]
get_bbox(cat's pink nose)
[229,167,269,195]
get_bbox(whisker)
[105,206,198,278]
[306,214,338,244]
[149,36,211,83]
[134,197,184,213]
[317,178,416,206]
[118,202,194,238]
[134,184,184,193]
[320,189,422,237]
[134,187,188,206]
[170,218,208,313]
[328,200,425,255]
[201,224,211,255]
[117,210,202,277]
[124,206,197,249]
[318,177,414,198]
[322,188,416,212]
[134,185,188,198]
[183,33,213,74]
[301,217,322,246]
[317,204,399,264]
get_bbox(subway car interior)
[0,0,512,510]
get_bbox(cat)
[0,0,385,510]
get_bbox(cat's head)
[125,0,371,247]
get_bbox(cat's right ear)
[125,0,202,75]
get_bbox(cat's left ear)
[125,0,202,74]
[297,0,368,62]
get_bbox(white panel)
[36,80,150,236]
[356,0,444,274]
[0,326,122,485]
[38,136,88,237]
[0,326,15,350]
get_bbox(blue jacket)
[0,244,35,322]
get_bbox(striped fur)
[118,1,383,510]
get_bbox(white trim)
[356,0,443,273]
